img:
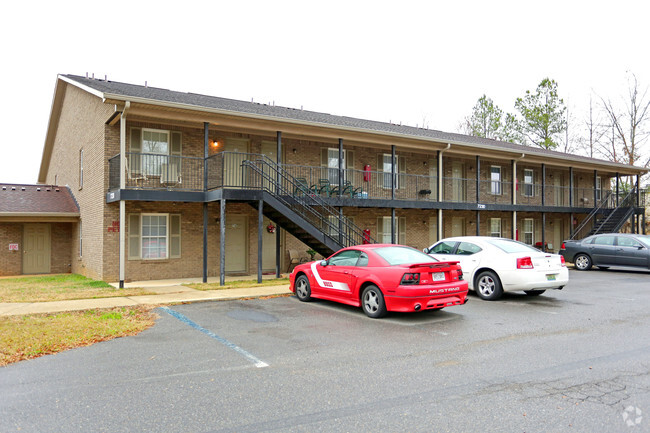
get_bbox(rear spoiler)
[407,261,460,269]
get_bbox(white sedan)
[424,236,568,300]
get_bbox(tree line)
[459,73,650,177]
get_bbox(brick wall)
[0,223,22,276]
[44,84,114,280]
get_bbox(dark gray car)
[559,233,650,270]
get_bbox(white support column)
[118,102,130,288]
[438,209,443,240]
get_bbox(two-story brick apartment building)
[33,74,646,286]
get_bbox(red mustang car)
[289,244,469,318]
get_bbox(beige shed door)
[23,224,51,274]
[262,217,277,272]
[225,215,248,274]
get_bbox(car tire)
[475,271,503,301]
[295,275,312,302]
[574,254,592,271]
[524,290,546,296]
[361,285,387,318]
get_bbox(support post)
[276,131,282,278]
[118,102,130,288]
[220,198,226,286]
[616,172,619,207]
[541,213,546,252]
[541,164,546,207]
[513,211,517,240]
[391,208,396,244]
[258,199,263,283]
[437,150,443,202]
[438,209,443,240]
[476,155,480,204]
[475,210,480,236]
[391,145,396,201]
[569,167,574,207]
[203,122,209,283]
[593,169,598,206]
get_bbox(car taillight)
[517,257,534,269]
[561,255,566,267]
[401,273,420,285]
[457,268,464,280]
[561,242,566,250]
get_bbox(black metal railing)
[242,155,376,247]
[571,190,613,240]
[108,153,204,191]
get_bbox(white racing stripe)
[311,262,351,292]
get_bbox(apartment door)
[23,224,51,274]
[225,215,248,274]
[552,219,564,253]
[428,160,438,200]
[452,162,465,202]
[261,140,280,191]
[451,217,466,237]
[223,138,249,187]
[262,217,277,273]
[554,176,565,206]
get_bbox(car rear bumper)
[499,267,569,291]
[385,283,469,312]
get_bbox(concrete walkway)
[0,276,292,317]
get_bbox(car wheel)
[295,275,312,302]
[574,254,592,271]
[475,271,503,301]
[524,290,546,296]
[361,285,387,318]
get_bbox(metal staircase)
[571,186,638,240]
[242,155,376,257]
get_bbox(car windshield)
[373,246,438,265]
[486,238,540,253]
[635,235,650,247]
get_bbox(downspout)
[119,101,130,289]
[512,153,525,240]
[438,144,451,240]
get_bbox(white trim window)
[523,218,534,245]
[523,169,534,197]
[490,166,501,195]
[490,218,501,237]
[382,154,398,189]
[327,148,346,184]
[129,128,182,179]
[377,216,406,244]
[128,213,181,260]
[596,176,602,201]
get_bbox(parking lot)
[2,268,650,432]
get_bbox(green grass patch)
[0,307,157,366]
[0,274,155,303]
[186,277,290,291]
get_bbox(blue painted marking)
[160,306,269,368]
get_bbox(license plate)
[546,274,557,281]
[432,272,445,282]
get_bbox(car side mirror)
[638,245,645,250]
[423,248,429,254]
[320,260,328,267]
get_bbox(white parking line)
[161,307,269,368]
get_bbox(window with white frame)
[327,215,354,239]
[523,218,534,245]
[327,148,346,184]
[490,218,501,237]
[523,169,534,197]
[129,128,182,178]
[596,176,602,201]
[382,154,398,189]
[490,166,501,195]
[377,216,405,244]
[128,213,181,260]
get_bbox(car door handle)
[344,271,350,274]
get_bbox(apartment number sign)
[9,243,19,251]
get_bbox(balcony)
[108,152,619,209]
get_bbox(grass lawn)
[0,274,155,303]
[186,277,290,291]
[0,307,157,366]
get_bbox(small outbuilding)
[0,184,79,276]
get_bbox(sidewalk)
[0,276,292,317]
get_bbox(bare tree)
[581,95,608,159]
[599,73,650,168]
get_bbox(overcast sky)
[1,0,648,184]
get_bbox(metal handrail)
[571,190,613,239]
[242,154,376,247]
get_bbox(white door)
[451,217,466,237]
[224,139,249,187]
[429,160,438,200]
[553,219,564,253]
[225,215,248,274]
[23,224,51,274]
[262,217,277,273]
[452,162,465,202]
[261,140,280,191]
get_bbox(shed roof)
[0,184,79,217]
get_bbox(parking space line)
[160,307,269,368]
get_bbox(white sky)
[1,0,648,184]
